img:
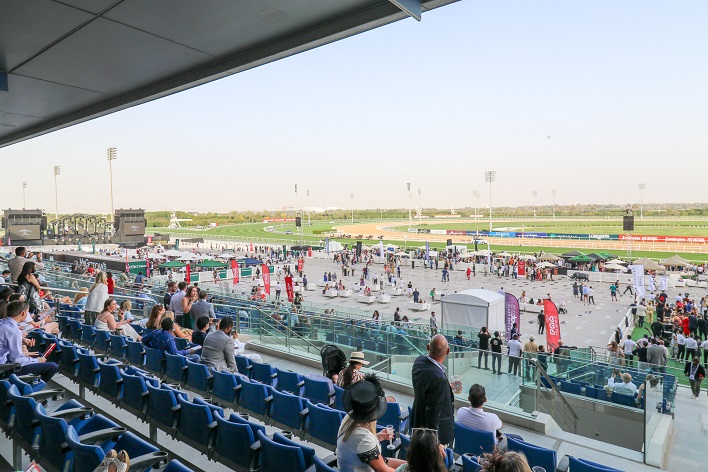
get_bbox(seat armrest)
[555,454,570,472]
[126,451,169,471]
[399,409,409,421]
[233,384,242,392]
[297,380,305,387]
[16,374,40,383]
[249,441,261,453]
[170,404,181,413]
[50,406,94,421]
[207,421,218,431]
[320,454,338,467]
[264,395,273,404]
[28,389,65,402]
[79,427,126,443]
[299,408,309,418]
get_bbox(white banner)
[629,264,645,298]
[660,275,668,291]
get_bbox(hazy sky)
[3,0,707,215]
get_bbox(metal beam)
[0,71,7,92]
[388,0,422,21]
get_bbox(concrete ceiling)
[0,0,457,148]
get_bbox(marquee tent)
[440,289,506,334]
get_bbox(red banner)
[145,255,150,277]
[297,258,304,273]
[231,259,239,284]
[517,260,525,276]
[147,235,152,244]
[249,243,254,252]
[619,234,708,244]
[543,299,561,351]
[262,264,271,295]
[185,264,191,284]
[285,276,294,302]
[307,247,312,257]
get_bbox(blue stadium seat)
[109,334,128,359]
[126,339,146,366]
[462,454,483,472]
[237,378,272,421]
[611,392,637,408]
[77,351,102,391]
[97,359,126,403]
[80,323,96,347]
[257,429,308,472]
[377,401,408,434]
[303,377,334,406]
[186,359,213,395]
[121,370,159,419]
[8,372,45,394]
[65,425,167,472]
[164,353,189,386]
[453,422,495,456]
[560,380,583,395]
[211,370,243,409]
[146,383,185,436]
[313,455,338,472]
[568,456,623,471]
[144,346,165,377]
[268,389,306,434]
[162,459,195,472]
[176,396,219,455]
[212,413,259,470]
[363,339,378,352]
[235,355,253,378]
[67,319,83,342]
[507,436,557,472]
[275,368,305,395]
[35,403,123,472]
[250,361,277,386]
[333,384,345,411]
[272,431,316,468]
[174,337,190,351]
[585,386,608,400]
[94,330,111,353]
[57,340,82,381]
[303,400,344,450]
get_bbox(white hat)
[348,352,370,365]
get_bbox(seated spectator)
[73,287,89,309]
[0,300,58,382]
[142,317,200,360]
[232,330,263,363]
[142,305,164,330]
[336,374,406,472]
[337,352,369,388]
[200,317,237,372]
[394,428,446,472]
[191,316,211,346]
[95,299,141,341]
[457,384,523,447]
[119,299,135,322]
[162,310,191,339]
[606,372,644,402]
[478,450,533,472]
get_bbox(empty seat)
[453,422,495,456]
[256,430,315,472]
[333,385,345,411]
[585,386,607,400]
[109,334,128,359]
[238,378,272,421]
[175,396,221,455]
[560,380,583,395]
[212,412,260,470]
[97,359,126,403]
[610,392,637,408]
[186,359,213,395]
[164,353,189,386]
[126,339,146,366]
[568,456,623,472]
[303,377,334,406]
[121,370,159,419]
[80,323,96,347]
[275,368,305,395]
[146,383,186,436]
[303,400,345,449]
[67,319,83,342]
[77,352,102,391]
[235,355,253,377]
[250,361,277,386]
[211,370,243,409]
[94,331,111,353]
[377,401,408,434]
[268,389,306,433]
[507,436,557,472]
[144,346,165,377]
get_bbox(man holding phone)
[0,301,58,381]
[8,247,45,282]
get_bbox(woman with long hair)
[181,286,198,330]
[73,287,89,308]
[16,261,45,314]
[143,304,165,330]
[337,352,369,388]
[607,340,625,366]
[85,271,109,325]
[479,450,532,472]
[394,428,446,472]
[94,298,140,341]
[161,310,190,339]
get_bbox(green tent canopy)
[569,255,593,262]
[160,260,186,269]
[197,259,228,268]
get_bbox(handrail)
[531,358,579,434]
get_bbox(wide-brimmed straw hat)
[342,374,387,422]
[348,352,370,365]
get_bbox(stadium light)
[53,165,61,221]
[638,183,646,219]
[551,189,557,219]
[484,171,496,231]
[532,190,538,219]
[107,147,117,221]
[22,181,27,209]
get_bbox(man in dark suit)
[411,334,454,445]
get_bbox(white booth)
[440,289,505,333]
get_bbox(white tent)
[327,241,344,252]
[440,289,505,333]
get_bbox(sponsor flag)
[425,241,430,260]
[262,264,271,294]
[231,259,239,284]
[298,258,304,273]
[308,247,312,257]
[185,263,191,284]
[505,293,520,341]
[249,243,254,252]
[543,299,561,351]
[517,260,526,276]
[379,240,385,258]
[145,254,150,277]
[125,250,129,272]
[285,276,294,302]
[325,238,330,254]
[629,264,645,297]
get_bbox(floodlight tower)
[473,191,480,221]
[22,182,27,209]
[107,147,117,221]
[638,183,646,219]
[532,190,538,219]
[484,171,496,231]
[53,166,61,221]
[407,182,412,229]
[551,189,557,219]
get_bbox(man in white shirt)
[169,281,187,325]
[677,332,686,361]
[457,384,523,447]
[622,335,638,367]
[701,339,708,367]
[685,335,698,362]
[607,372,644,403]
[8,247,45,282]
[507,334,523,376]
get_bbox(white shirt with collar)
[685,337,698,350]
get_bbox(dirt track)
[334,221,708,255]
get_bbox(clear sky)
[2,0,707,215]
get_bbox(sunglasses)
[412,428,438,438]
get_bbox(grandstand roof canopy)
[0,0,456,148]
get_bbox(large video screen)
[123,221,145,236]
[9,224,41,240]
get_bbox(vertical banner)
[356,241,362,258]
[629,264,645,297]
[125,249,129,273]
[297,258,304,273]
[517,260,525,276]
[425,241,430,260]
[543,299,561,351]
[185,263,191,284]
[262,263,271,294]
[379,240,385,259]
[231,259,239,284]
[147,235,152,244]
[285,276,294,302]
[505,293,520,341]
[145,254,150,277]
[175,239,180,251]
[325,238,330,254]
[307,247,312,258]
[92,241,96,254]
[249,243,254,252]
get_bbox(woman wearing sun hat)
[337,374,407,472]
[337,351,370,389]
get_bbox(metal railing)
[531,358,579,433]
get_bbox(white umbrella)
[604,263,628,272]
[146,253,164,260]
[179,254,196,261]
[494,252,512,258]
[605,259,628,265]
[536,261,557,269]
[538,253,561,261]
[517,254,537,261]
[164,249,182,257]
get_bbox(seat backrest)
[213,413,256,469]
[611,392,636,407]
[97,360,124,399]
[275,368,304,395]
[332,384,345,411]
[560,380,583,395]
[273,431,316,468]
[462,454,482,472]
[257,430,307,472]
[314,455,337,472]
[126,339,146,365]
[377,401,403,432]
[270,389,305,431]
[65,425,104,472]
[121,371,151,414]
[144,346,165,375]
[303,377,333,406]
[235,355,252,377]
[453,422,495,456]
[186,359,212,393]
[162,459,194,472]
[77,351,101,388]
[507,437,557,472]
[146,383,179,430]
[94,330,111,352]
[229,412,266,437]
[305,400,344,448]
[174,337,189,351]
[164,352,188,385]
[250,361,276,386]
[109,334,128,358]
[177,396,214,445]
[211,369,239,404]
[238,378,271,418]
[80,324,95,345]
[568,456,623,472]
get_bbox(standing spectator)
[685,334,698,361]
[507,334,522,377]
[85,271,109,325]
[274,281,282,301]
[411,334,454,446]
[490,331,503,375]
[412,288,420,303]
[647,338,668,376]
[190,290,215,327]
[622,335,638,367]
[537,310,545,335]
[8,247,45,283]
[623,279,633,296]
[16,261,45,315]
[429,312,438,335]
[636,301,647,327]
[0,301,57,381]
[633,339,649,372]
[163,281,177,309]
[610,283,618,301]
[169,281,188,326]
[676,330,686,360]
[607,340,625,366]
[587,286,595,305]
[685,357,705,399]
[180,286,198,330]
[477,327,491,369]
[523,336,539,381]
